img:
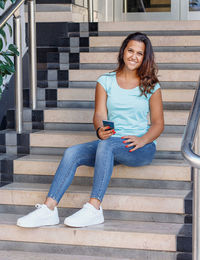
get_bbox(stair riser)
[79,64,200,70]
[41,123,185,134]
[13,175,192,190]
[0,205,191,224]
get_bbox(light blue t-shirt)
[97,72,160,140]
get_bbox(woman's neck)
[118,68,139,81]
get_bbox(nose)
[131,52,137,60]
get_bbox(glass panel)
[189,0,200,11]
[123,0,171,13]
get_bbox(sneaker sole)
[17,220,60,228]
[64,218,104,228]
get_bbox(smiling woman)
[17,32,164,229]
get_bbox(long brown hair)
[115,32,159,96]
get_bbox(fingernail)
[125,145,128,148]
[129,150,132,152]
[121,137,124,139]
[113,131,116,134]
[123,141,126,143]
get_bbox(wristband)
[96,127,102,139]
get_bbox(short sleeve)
[97,74,108,92]
[147,83,161,100]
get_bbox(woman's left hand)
[122,135,146,152]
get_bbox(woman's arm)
[93,82,115,140]
[142,88,164,143]
[122,89,164,151]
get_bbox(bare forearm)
[141,123,164,144]
[93,113,107,131]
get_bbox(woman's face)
[123,40,145,72]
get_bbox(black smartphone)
[103,120,114,130]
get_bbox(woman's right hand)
[98,126,116,140]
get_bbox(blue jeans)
[48,137,156,203]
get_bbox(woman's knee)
[97,139,113,153]
[63,145,81,160]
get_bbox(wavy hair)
[115,32,159,96]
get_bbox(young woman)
[17,32,164,228]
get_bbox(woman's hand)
[98,126,116,140]
[122,135,146,152]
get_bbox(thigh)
[66,139,99,167]
[111,137,156,167]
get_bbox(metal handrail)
[0,0,37,133]
[0,0,25,28]
[181,79,200,260]
[181,80,200,167]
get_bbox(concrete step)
[0,250,125,260]
[80,52,200,64]
[25,3,87,22]
[98,21,200,32]
[65,81,197,89]
[0,204,192,224]
[69,69,199,82]
[90,36,200,48]
[0,183,190,214]
[43,108,189,126]
[30,130,182,151]
[57,88,195,103]
[13,155,191,182]
[0,240,192,260]
[0,213,191,253]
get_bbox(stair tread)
[31,130,182,137]
[1,182,190,198]
[0,213,188,235]
[44,107,189,111]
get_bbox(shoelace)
[35,204,44,209]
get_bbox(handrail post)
[88,0,94,22]
[124,0,127,14]
[14,9,23,134]
[28,0,37,110]
[193,123,200,260]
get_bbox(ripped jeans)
[47,137,156,203]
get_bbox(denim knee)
[97,139,112,152]
[62,145,80,163]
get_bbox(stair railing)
[181,78,200,260]
[0,0,37,133]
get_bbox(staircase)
[24,0,97,22]
[0,19,200,259]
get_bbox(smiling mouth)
[128,61,137,64]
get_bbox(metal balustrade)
[0,0,37,133]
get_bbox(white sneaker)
[17,204,60,228]
[64,202,104,228]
